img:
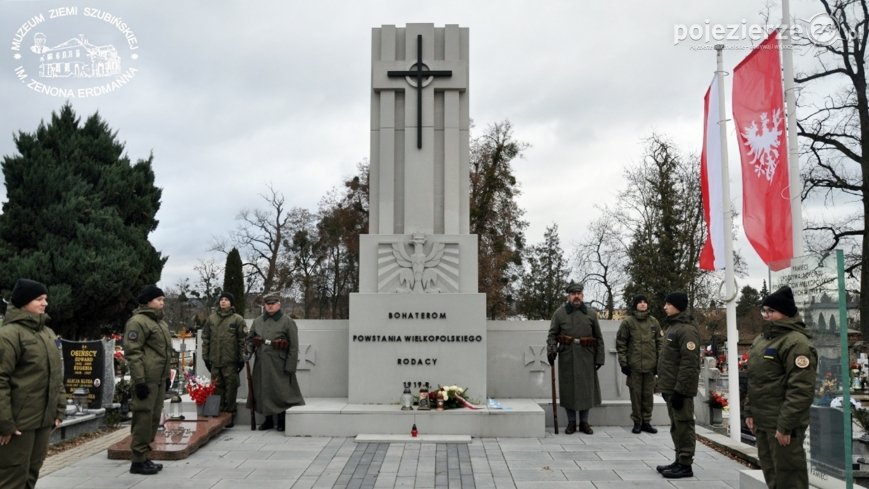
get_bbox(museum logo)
[10,7,140,98]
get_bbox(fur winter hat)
[11,279,48,308]
[631,294,648,310]
[664,291,689,312]
[136,285,165,304]
[762,285,798,317]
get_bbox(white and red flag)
[732,31,793,270]
[699,76,725,271]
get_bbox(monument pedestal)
[284,398,544,437]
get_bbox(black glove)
[670,392,685,410]
[204,360,212,372]
[135,383,150,400]
[237,362,244,373]
[621,365,631,376]
[595,364,603,371]
[165,378,171,391]
[547,352,557,366]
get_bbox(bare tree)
[574,214,628,319]
[794,0,867,334]
[213,184,292,294]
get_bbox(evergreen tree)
[517,224,568,319]
[223,248,245,317]
[735,285,761,317]
[0,104,164,338]
[470,121,528,319]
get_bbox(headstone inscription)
[61,339,106,409]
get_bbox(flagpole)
[714,44,741,442]
[782,0,804,258]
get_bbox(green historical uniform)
[547,302,605,413]
[616,307,663,427]
[246,309,304,424]
[201,308,246,413]
[124,305,173,465]
[657,309,700,469]
[745,313,817,489]
[0,306,65,489]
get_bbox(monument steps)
[283,398,544,437]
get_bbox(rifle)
[244,359,256,431]
[550,362,559,434]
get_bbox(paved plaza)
[36,425,749,489]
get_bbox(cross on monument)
[387,34,452,149]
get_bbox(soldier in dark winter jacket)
[745,285,816,489]
[124,285,173,476]
[201,291,246,423]
[655,291,700,479]
[0,279,65,489]
[616,294,663,434]
[547,282,604,435]
[246,292,304,432]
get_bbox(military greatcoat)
[247,311,305,415]
[547,302,604,411]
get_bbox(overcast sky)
[0,0,838,302]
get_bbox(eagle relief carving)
[378,234,460,293]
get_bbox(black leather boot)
[564,421,576,434]
[631,423,641,434]
[661,463,693,478]
[276,412,286,432]
[640,422,658,434]
[258,415,274,431]
[130,462,159,475]
[578,422,593,434]
[144,460,163,471]
[656,461,677,473]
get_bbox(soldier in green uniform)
[246,292,304,432]
[745,285,817,489]
[201,292,246,425]
[547,282,604,435]
[616,294,663,434]
[0,279,65,489]
[655,291,700,479]
[124,285,173,475]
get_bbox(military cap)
[262,291,281,304]
[565,282,584,293]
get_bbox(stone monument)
[349,23,486,404]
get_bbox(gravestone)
[61,339,108,409]
[349,23,486,404]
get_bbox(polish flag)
[732,31,793,270]
[699,76,725,271]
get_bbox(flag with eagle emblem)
[732,31,793,271]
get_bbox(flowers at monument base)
[708,391,728,408]
[435,385,478,410]
[185,375,216,406]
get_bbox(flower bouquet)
[434,385,478,410]
[185,375,216,406]
[709,391,728,409]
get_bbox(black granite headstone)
[61,339,105,409]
